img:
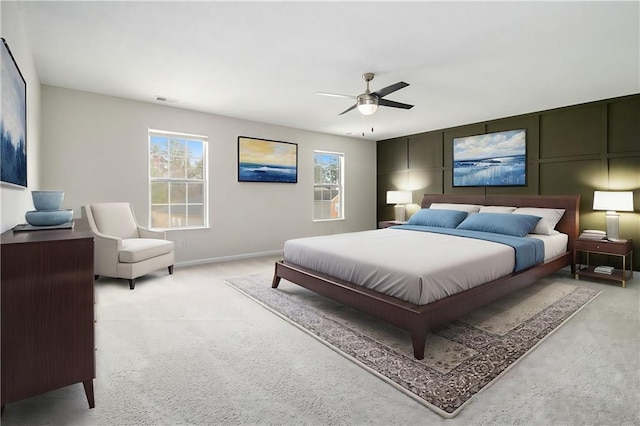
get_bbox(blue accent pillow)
[456,213,541,237]
[407,209,468,228]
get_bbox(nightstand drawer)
[574,239,632,255]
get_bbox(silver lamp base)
[605,211,620,240]
[394,204,406,222]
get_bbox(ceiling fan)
[317,72,414,116]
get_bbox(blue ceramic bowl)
[31,190,64,211]
[25,209,73,226]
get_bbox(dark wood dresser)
[1,225,95,411]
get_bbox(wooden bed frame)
[272,194,580,359]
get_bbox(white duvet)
[283,228,566,305]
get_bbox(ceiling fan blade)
[372,81,409,98]
[378,98,414,110]
[338,104,357,115]
[316,92,356,99]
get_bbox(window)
[314,151,344,220]
[149,129,208,229]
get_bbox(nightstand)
[378,220,407,229]
[574,238,633,287]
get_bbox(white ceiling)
[16,1,640,141]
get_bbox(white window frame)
[148,129,209,230]
[313,150,344,221]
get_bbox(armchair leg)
[168,265,174,275]
[129,279,135,290]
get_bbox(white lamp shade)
[386,190,412,205]
[593,191,634,212]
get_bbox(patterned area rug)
[225,273,600,418]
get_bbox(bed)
[272,194,580,359]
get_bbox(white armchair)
[82,202,175,290]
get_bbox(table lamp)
[592,191,634,241]
[386,190,412,222]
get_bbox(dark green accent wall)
[377,94,640,269]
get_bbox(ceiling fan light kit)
[318,72,414,116]
[357,94,378,115]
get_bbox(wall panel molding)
[377,93,640,268]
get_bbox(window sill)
[152,226,210,232]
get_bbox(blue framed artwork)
[453,129,526,187]
[1,38,27,188]
[238,136,298,183]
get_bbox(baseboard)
[175,249,283,268]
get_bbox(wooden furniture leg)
[410,323,428,360]
[272,275,281,288]
[83,380,95,409]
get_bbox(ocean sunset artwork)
[238,137,298,183]
[453,129,526,187]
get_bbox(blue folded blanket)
[392,225,545,272]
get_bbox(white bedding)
[528,232,568,260]
[283,228,568,305]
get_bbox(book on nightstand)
[579,229,607,240]
[594,265,614,275]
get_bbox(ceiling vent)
[154,95,178,103]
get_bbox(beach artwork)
[453,129,526,187]
[238,137,298,183]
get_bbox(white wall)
[0,0,42,232]
[41,86,376,264]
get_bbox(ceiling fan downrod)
[357,73,379,115]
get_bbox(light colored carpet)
[225,274,600,418]
[1,256,638,425]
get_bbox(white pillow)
[479,206,517,213]
[513,207,565,235]
[429,203,482,214]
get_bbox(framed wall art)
[1,38,27,188]
[453,129,526,187]
[238,136,298,183]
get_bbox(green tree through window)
[314,151,344,220]
[149,130,207,229]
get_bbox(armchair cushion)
[119,238,175,263]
